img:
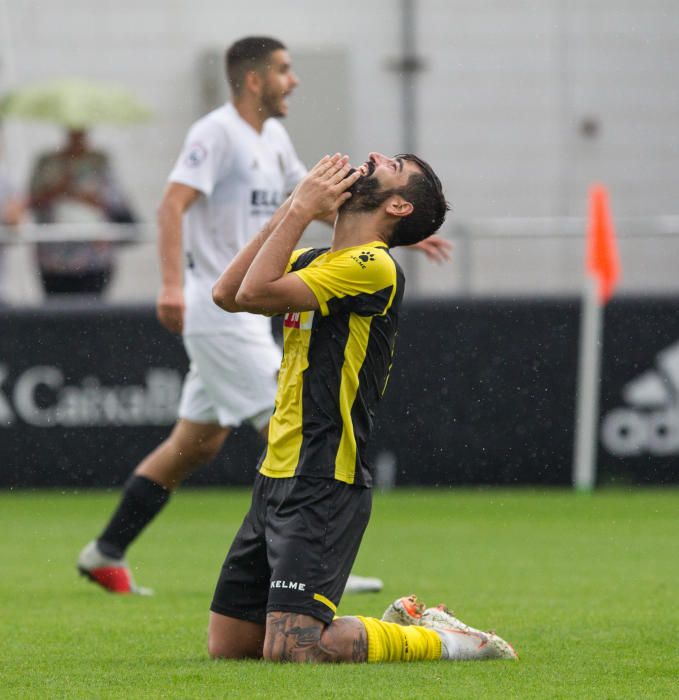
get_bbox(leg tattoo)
[264,613,368,663]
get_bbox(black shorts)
[210,473,372,626]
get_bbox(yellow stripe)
[260,313,313,478]
[380,255,398,316]
[286,247,312,273]
[313,593,337,613]
[377,256,398,394]
[334,314,372,484]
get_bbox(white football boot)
[344,574,384,594]
[381,594,426,625]
[421,604,518,660]
[77,540,153,596]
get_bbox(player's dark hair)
[225,36,287,96]
[388,154,450,247]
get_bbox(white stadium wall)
[1,0,678,301]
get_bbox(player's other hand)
[408,235,453,263]
[157,285,185,334]
[291,154,361,221]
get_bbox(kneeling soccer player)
[208,153,516,662]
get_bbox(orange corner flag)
[586,184,620,304]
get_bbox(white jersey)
[168,102,307,337]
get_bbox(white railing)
[3,215,679,244]
[2,216,679,302]
[0,222,144,243]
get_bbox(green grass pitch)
[1,487,677,699]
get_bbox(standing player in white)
[77,37,449,595]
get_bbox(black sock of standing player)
[96,475,170,559]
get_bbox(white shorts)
[178,333,282,430]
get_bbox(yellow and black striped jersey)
[258,241,405,487]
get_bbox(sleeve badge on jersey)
[184,142,208,168]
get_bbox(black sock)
[97,475,171,559]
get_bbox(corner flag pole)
[573,275,604,491]
[572,185,620,491]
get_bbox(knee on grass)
[207,613,265,660]
[207,635,236,660]
[207,632,261,661]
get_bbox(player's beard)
[260,85,287,119]
[340,161,395,214]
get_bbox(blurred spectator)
[28,128,135,296]
[0,140,25,303]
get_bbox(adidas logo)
[601,341,679,456]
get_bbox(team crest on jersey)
[283,310,315,330]
[351,251,376,269]
[184,142,207,168]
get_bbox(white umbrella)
[0,78,152,129]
